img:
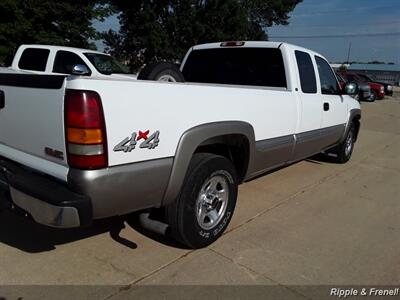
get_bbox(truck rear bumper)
[67,158,173,220]
[0,158,91,228]
[0,157,173,228]
[9,187,82,228]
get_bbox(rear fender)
[162,121,255,206]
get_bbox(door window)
[315,56,339,95]
[53,51,90,74]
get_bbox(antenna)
[346,42,352,64]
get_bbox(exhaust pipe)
[138,212,170,236]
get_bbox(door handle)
[0,90,4,109]
[323,102,329,111]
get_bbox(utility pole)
[346,42,352,64]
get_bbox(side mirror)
[71,64,91,76]
[343,83,358,95]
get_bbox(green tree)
[338,64,347,72]
[0,0,110,65]
[104,0,302,71]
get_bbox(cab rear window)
[182,48,287,88]
[18,48,50,71]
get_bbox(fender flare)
[340,108,361,143]
[162,121,256,206]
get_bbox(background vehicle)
[0,41,361,248]
[6,44,187,83]
[356,73,393,96]
[8,44,136,80]
[340,72,385,101]
[336,72,371,101]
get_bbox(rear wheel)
[166,153,238,248]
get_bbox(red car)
[339,72,385,101]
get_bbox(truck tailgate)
[0,73,68,180]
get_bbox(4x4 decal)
[114,130,160,152]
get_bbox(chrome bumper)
[10,187,81,228]
[0,158,92,228]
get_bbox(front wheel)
[331,123,356,164]
[166,153,238,248]
[368,91,377,102]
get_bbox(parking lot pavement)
[0,95,399,299]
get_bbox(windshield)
[336,73,347,82]
[84,53,130,75]
[345,74,364,83]
[358,74,372,81]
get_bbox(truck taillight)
[65,90,108,169]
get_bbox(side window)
[53,51,90,74]
[18,48,50,71]
[295,51,317,94]
[315,56,339,95]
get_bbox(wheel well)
[194,134,250,183]
[352,116,361,141]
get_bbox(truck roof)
[192,41,326,62]
[19,44,107,56]
[193,41,283,50]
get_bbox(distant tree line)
[104,0,302,70]
[0,0,110,65]
[0,0,301,70]
[335,61,396,66]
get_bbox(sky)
[94,0,400,64]
[267,0,400,63]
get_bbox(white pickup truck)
[1,44,137,80]
[0,41,361,248]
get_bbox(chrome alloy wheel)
[196,175,229,230]
[369,91,377,101]
[157,74,177,82]
[345,130,354,157]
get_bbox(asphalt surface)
[0,94,399,300]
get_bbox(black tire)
[368,91,377,102]
[138,62,185,82]
[166,153,238,249]
[331,123,356,164]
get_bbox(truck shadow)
[0,209,187,253]
[247,154,337,182]
[306,153,339,164]
[0,210,140,253]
